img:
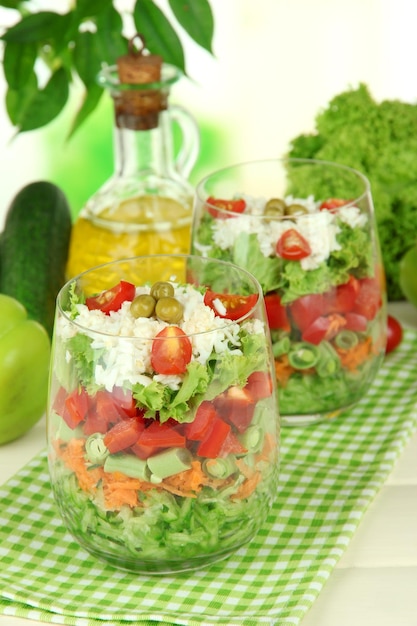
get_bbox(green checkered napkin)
[1,330,417,626]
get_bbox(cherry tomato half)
[151,326,192,375]
[206,196,246,219]
[204,290,258,320]
[276,228,311,260]
[86,281,136,315]
[319,198,349,211]
[386,315,403,354]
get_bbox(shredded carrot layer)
[335,336,372,372]
[274,354,296,387]
[325,314,347,340]
[102,472,143,509]
[55,436,268,510]
[161,461,207,498]
[54,438,104,492]
[256,432,278,463]
[231,472,261,501]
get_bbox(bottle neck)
[113,112,174,180]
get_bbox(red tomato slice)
[206,196,246,219]
[219,430,247,457]
[386,315,402,354]
[214,386,255,433]
[319,198,349,211]
[276,228,311,261]
[204,290,258,320]
[290,293,327,332]
[63,387,90,429]
[185,401,218,441]
[245,371,273,402]
[196,416,231,458]
[86,281,136,315]
[137,420,186,449]
[151,326,192,375]
[83,389,123,435]
[111,386,138,417]
[52,386,67,416]
[264,293,290,330]
[344,312,368,332]
[324,276,360,315]
[103,417,145,454]
[353,277,382,320]
[301,316,332,345]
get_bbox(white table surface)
[1,301,417,626]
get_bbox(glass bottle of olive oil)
[66,45,199,279]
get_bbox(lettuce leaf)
[132,361,210,423]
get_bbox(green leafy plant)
[0,0,214,137]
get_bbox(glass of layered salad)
[47,254,279,573]
[191,158,387,426]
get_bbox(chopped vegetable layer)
[48,279,279,571]
[192,192,386,419]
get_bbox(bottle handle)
[168,105,200,179]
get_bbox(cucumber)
[0,181,72,336]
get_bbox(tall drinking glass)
[47,254,279,573]
[191,158,387,426]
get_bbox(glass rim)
[57,254,265,339]
[196,157,372,218]
[97,63,182,92]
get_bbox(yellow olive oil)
[66,195,192,279]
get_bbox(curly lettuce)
[287,83,417,300]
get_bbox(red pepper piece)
[197,416,231,458]
[103,417,146,454]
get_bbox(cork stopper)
[115,34,165,130]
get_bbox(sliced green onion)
[147,447,192,480]
[288,342,320,369]
[104,453,150,480]
[334,329,359,349]
[238,425,264,453]
[316,341,340,377]
[202,456,236,479]
[272,335,291,357]
[85,434,109,465]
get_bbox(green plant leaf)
[67,83,104,140]
[73,30,103,87]
[1,11,72,44]
[168,0,214,53]
[0,1,19,8]
[3,41,37,90]
[74,0,112,20]
[16,67,70,132]
[133,0,185,72]
[5,71,37,126]
[95,5,128,65]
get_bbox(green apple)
[0,294,50,445]
[399,243,417,309]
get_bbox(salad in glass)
[47,255,279,573]
[192,159,387,425]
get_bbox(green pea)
[264,198,286,218]
[155,296,184,323]
[130,294,156,318]
[150,281,175,300]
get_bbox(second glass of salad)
[191,158,387,426]
[47,254,279,573]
